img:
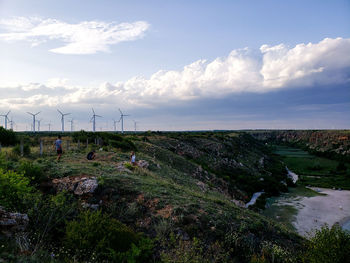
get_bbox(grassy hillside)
[1,131,349,262]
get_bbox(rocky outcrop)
[251,130,350,157]
[52,175,98,196]
[0,206,29,237]
[137,160,149,169]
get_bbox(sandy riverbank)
[293,187,350,236]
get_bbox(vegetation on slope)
[0,131,349,262]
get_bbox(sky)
[0,0,349,131]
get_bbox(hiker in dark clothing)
[54,135,63,161]
[87,151,96,160]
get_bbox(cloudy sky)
[0,0,349,131]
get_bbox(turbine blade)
[27,112,34,116]
[118,108,123,115]
[57,109,63,115]
[92,108,95,115]
[35,111,41,116]
[6,110,10,116]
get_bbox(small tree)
[0,127,18,146]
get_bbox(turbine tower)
[113,119,120,132]
[37,119,42,132]
[9,117,14,130]
[133,120,138,133]
[90,108,102,132]
[69,119,74,132]
[119,108,130,134]
[27,111,41,133]
[47,121,52,132]
[0,110,10,129]
[57,109,71,132]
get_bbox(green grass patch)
[273,145,350,189]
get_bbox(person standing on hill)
[130,151,136,166]
[54,135,63,161]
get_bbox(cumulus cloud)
[0,37,349,110]
[0,16,150,54]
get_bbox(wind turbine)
[118,108,130,134]
[9,117,14,130]
[27,111,41,133]
[37,119,42,132]
[90,108,102,132]
[0,110,10,129]
[133,120,138,133]
[69,119,74,132]
[113,119,120,132]
[47,121,52,132]
[57,109,71,132]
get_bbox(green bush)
[12,143,31,156]
[124,162,135,170]
[0,169,34,211]
[0,126,18,146]
[110,139,136,151]
[0,152,13,170]
[64,210,152,261]
[17,161,46,185]
[302,224,350,263]
[26,191,77,250]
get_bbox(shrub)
[0,169,34,211]
[124,162,135,170]
[0,152,13,170]
[302,224,350,263]
[64,210,152,261]
[336,161,347,172]
[17,161,46,185]
[12,143,31,156]
[0,127,18,146]
[110,139,136,151]
[26,191,77,250]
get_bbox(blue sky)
[0,0,349,131]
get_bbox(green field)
[273,145,350,189]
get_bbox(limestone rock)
[137,160,149,169]
[196,181,207,192]
[0,206,29,237]
[52,175,98,196]
[74,178,98,195]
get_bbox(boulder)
[52,175,98,196]
[0,206,29,237]
[137,160,149,169]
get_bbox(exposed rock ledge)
[0,206,29,237]
[52,175,98,195]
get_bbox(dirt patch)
[156,205,173,219]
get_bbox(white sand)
[293,187,350,236]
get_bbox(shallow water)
[342,219,350,231]
[245,192,264,208]
[286,167,298,184]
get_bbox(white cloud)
[0,17,150,54]
[0,37,349,110]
